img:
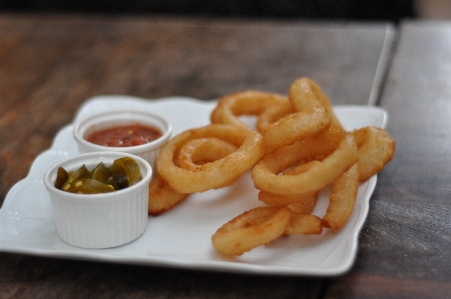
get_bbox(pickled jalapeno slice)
[61,165,91,191]
[113,157,142,186]
[90,162,113,183]
[108,163,130,190]
[55,167,69,189]
[62,178,115,194]
[54,157,142,194]
[104,176,119,190]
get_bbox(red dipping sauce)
[86,124,162,147]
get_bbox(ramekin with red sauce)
[73,110,172,168]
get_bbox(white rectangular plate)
[0,96,388,276]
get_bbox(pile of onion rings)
[149,77,395,256]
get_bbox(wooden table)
[323,20,451,298]
[1,13,448,298]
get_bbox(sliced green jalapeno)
[90,162,113,183]
[55,167,69,189]
[55,157,142,194]
[62,178,115,194]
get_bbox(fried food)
[252,134,359,196]
[148,172,188,216]
[211,206,292,256]
[352,126,396,182]
[177,137,238,172]
[256,99,293,133]
[322,162,359,229]
[261,106,331,151]
[257,162,320,207]
[284,213,323,235]
[258,189,318,207]
[156,124,265,193]
[149,76,395,257]
[211,90,287,130]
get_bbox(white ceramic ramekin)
[43,152,152,249]
[73,109,172,168]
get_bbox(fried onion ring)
[322,162,359,229]
[352,126,396,182]
[256,99,293,133]
[177,137,238,172]
[258,190,318,207]
[148,173,188,216]
[210,90,288,130]
[286,195,318,215]
[289,77,342,126]
[257,161,321,207]
[148,77,396,255]
[157,124,265,193]
[289,77,324,109]
[211,206,292,256]
[284,214,322,235]
[252,133,359,195]
[261,106,332,151]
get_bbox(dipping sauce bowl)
[73,109,172,168]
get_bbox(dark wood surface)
[2,12,442,299]
[324,20,451,298]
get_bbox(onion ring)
[210,90,288,130]
[284,214,322,235]
[256,99,293,133]
[177,137,238,172]
[148,173,188,216]
[252,133,359,195]
[352,126,396,182]
[261,106,331,151]
[257,161,321,207]
[211,206,292,256]
[322,162,359,229]
[258,77,343,152]
[295,120,346,159]
[284,78,346,157]
[258,190,318,207]
[289,77,323,110]
[286,195,318,215]
[289,77,342,126]
[157,124,265,193]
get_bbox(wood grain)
[323,20,451,299]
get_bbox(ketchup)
[86,124,162,147]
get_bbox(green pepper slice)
[55,167,69,189]
[54,157,141,193]
[90,162,113,183]
[61,178,116,194]
[108,163,130,189]
[113,157,142,186]
[61,164,91,190]
[104,176,119,190]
